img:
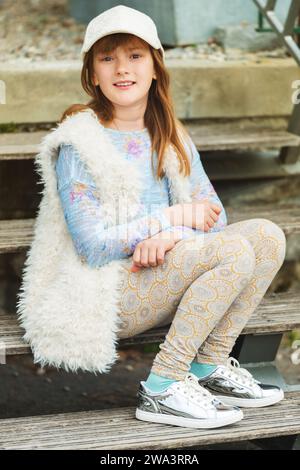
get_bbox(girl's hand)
[130,231,176,272]
[164,199,222,232]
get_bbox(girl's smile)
[113,82,136,90]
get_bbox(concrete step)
[0,391,299,449]
[0,58,298,123]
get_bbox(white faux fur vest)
[16,108,192,374]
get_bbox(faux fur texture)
[16,108,192,374]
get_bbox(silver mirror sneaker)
[135,372,243,429]
[198,357,284,408]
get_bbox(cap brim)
[81,30,165,59]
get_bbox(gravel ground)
[0,0,290,64]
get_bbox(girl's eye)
[101,54,141,61]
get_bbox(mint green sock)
[144,372,178,392]
[189,360,217,378]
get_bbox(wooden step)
[1,204,299,255]
[1,291,299,355]
[226,204,300,236]
[0,218,34,254]
[0,391,299,449]
[188,125,300,152]
[204,150,300,181]
[0,131,47,161]
[1,125,299,161]
[121,290,300,347]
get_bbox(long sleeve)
[166,225,197,240]
[55,144,172,268]
[185,136,227,233]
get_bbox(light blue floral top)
[55,125,227,267]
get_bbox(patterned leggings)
[117,218,286,381]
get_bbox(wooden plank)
[1,204,299,255]
[119,290,300,346]
[0,392,299,449]
[2,290,300,355]
[0,131,47,161]
[190,128,300,152]
[203,151,300,181]
[1,125,299,160]
[0,219,35,254]
[226,204,300,236]
[0,145,40,161]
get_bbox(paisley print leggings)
[117,218,286,381]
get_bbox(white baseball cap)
[81,4,165,60]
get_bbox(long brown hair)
[60,33,192,179]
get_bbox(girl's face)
[92,44,157,110]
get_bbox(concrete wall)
[69,0,293,44]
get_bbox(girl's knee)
[255,218,287,263]
[255,218,286,240]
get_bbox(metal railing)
[253,0,300,163]
[254,0,300,65]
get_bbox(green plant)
[142,343,160,354]
[287,329,300,347]
[0,122,18,133]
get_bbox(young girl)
[32,5,287,430]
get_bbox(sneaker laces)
[224,357,260,387]
[178,372,216,407]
